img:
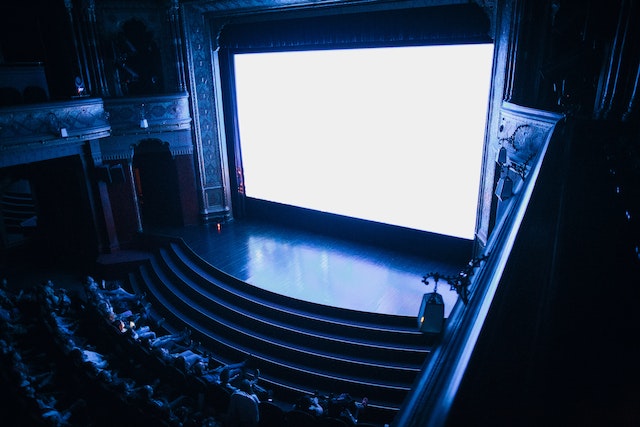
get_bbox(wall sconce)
[418,273,445,334]
[140,103,149,129]
[419,255,489,327]
[74,76,85,97]
[417,291,444,334]
[495,171,513,201]
[496,146,507,165]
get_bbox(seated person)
[220,362,270,401]
[113,319,156,342]
[70,346,109,373]
[327,393,368,426]
[226,379,260,427]
[173,348,206,372]
[295,393,324,417]
[147,329,191,350]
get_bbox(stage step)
[128,236,438,423]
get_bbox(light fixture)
[417,291,444,334]
[139,103,149,129]
[418,273,445,334]
[495,172,513,201]
[496,146,507,165]
[74,76,85,96]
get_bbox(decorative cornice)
[186,0,469,17]
[103,92,192,135]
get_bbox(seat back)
[285,409,320,427]
[258,401,286,427]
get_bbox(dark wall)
[0,0,77,100]
[29,156,98,268]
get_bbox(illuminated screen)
[233,44,493,239]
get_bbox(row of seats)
[0,85,48,106]
[1,274,385,426]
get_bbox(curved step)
[128,236,439,421]
[157,246,430,367]
[140,258,418,386]
[129,265,411,412]
[175,239,422,330]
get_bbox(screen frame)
[231,44,494,240]
[216,8,494,258]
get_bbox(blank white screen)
[234,44,494,239]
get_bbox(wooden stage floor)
[154,219,467,318]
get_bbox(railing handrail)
[393,103,565,427]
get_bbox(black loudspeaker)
[417,292,444,334]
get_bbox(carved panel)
[497,102,563,173]
[104,93,192,132]
[100,93,193,161]
[183,3,228,218]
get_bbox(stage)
[153,219,467,318]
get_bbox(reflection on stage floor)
[156,220,468,318]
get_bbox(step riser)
[158,249,428,366]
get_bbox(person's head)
[298,395,312,408]
[193,359,206,375]
[239,379,253,394]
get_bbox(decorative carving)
[0,99,110,145]
[101,94,193,161]
[497,123,531,152]
[183,3,227,217]
[103,93,191,133]
[422,255,489,305]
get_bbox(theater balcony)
[101,93,193,161]
[0,97,110,169]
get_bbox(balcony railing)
[0,97,110,168]
[394,103,565,427]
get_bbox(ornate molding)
[103,93,192,134]
[497,102,564,165]
[189,0,469,15]
[492,102,564,207]
[183,3,227,218]
[0,98,111,167]
[99,129,193,162]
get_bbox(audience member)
[295,393,325,417]
[327,393,368,425]
[226,379,260,427]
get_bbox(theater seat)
[258,401,286,427]
[285,409,320,427]
[318,416,349,427]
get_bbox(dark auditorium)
[1,1,639,426]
